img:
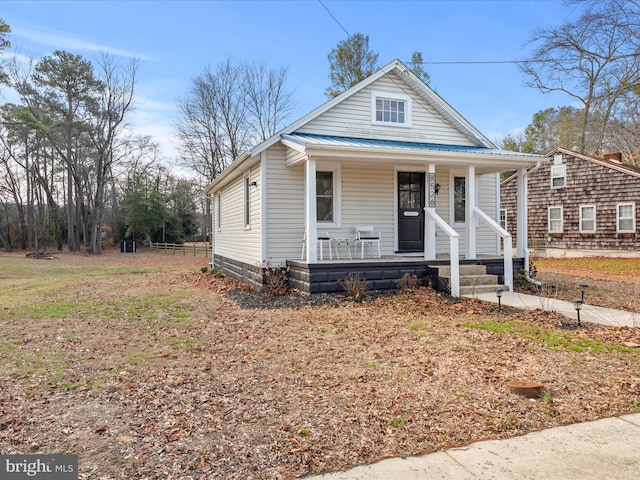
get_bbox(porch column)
[305,158,318,263]
[516,168,529,272]
[424,164,437,260]
[466,165,477,259]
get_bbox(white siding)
[215,164,262,265]
[340,163,395,253]
[435,173,451,254]
[297,72,476,146]
[477,174,499,255]
[265,144,305,265]
[434,170,498,257]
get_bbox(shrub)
[397,272,420,290]
[340,273,367,299]
[200,266,225,277]
[263,260,290,296]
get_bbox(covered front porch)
[287,254,526,295]
[288,134,541,297]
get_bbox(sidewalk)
[467,291,640,328]
[304,414,640,479]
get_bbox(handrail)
[473,207,513,291]
[424,208,460,297]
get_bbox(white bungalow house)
[204,59,544,296]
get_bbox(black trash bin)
[121,240,136,253]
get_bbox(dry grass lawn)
[0,249,638,479]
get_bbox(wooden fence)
[150,242,212,257]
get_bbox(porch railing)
[473,207,513,291]
[424,208,460,297]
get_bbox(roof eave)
[204,151,253,195]
[301,143,544,170]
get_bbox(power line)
[318,0,351,39]
[406,60,552,65]
[317,1,545,68]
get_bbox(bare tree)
[86,53,139,253]
[176,58,294,181]
[243,61,295,142]
[521,0,640,154]
[176,60,246,183]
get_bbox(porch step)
[432,264,504,296]
[459,284,507,296]
[437,264,488,277]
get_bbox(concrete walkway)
[303,292,640,479]
[467,291,640,328]
[304,414,640,479]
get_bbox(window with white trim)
[243,176,251,228]
[617,203,635,233]
[316,171,334,223]
[548,206,563,233]
[579,205,596,233]
[216,194,221,230]
[551,164,566,188]
[371,91,411,127]
[454,176,466,223]
[500,209,507,231]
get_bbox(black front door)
[397,172,425,252]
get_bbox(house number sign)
[428,173,436,208]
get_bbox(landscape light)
[572,298,583,326]
[580,283,588,302]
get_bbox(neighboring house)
[204,59,543,295]
[501,147,640,257]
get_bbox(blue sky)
[1,0,583,169]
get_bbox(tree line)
[1,1,639,253]
[0,22,295,253]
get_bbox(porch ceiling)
[282,134,545,174]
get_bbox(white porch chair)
[354,226,381,259]
[301,231,333,260]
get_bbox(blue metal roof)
[282,133,541,158]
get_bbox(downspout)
[523,161,542,286]
[208,194,215,268]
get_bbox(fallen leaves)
[0,250,638,480]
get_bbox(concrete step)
[430,263,505,297]
[460,284,506,296]
[436,264,487,277]
[440,275,501,289]
[459,274,500,286]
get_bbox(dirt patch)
[0,249,638,479]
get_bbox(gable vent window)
[371,91,411,127]
[376,98,405,123]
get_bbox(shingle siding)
[501,151,640,252]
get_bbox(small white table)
[331,237,353,259]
